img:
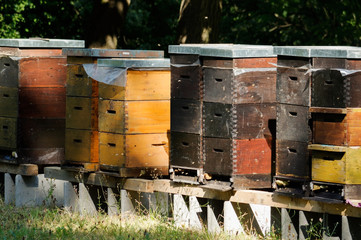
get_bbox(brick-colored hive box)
[0,38,84,165]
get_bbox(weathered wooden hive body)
[169,44,277,189]
[274,46,361,199]
[0,38,84,165]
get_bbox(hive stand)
[35,167,361,238]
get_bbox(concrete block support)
[15,174,65,207]
[224,201,244,235]
[64,181,79,212]
[78,183,97,216]
[107,188,120,216]
[4,173,15,205]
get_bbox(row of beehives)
[168,44,361,201]
[0,39,361,200]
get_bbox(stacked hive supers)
[274,46,361,199]
[63,48,164,172]
[169,44,277,188]
[0,39,84,165]
[92,57,170,177]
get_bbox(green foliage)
[0,0,92,39]
[0,199,264,240]
[123,0,181,52]
[220,0,361,46]
[2,0,361,48]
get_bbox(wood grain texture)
[311,69,345,108]
[17,148,64,165]
[66,64,98,97]
[276,67,310,106]
[0,117,17,149]
[311,145,361,185]
[19,87,66,118]
[202,57,277,68]
[0,162,38,176]
[203,137,233,176]
[276,140,310,179]
[171,99,202,134]
[276,103,311,142]
[171,65,202,100]
[99,132,125,169]
[126,133,169,169]
[19,57,66,87]
[0,47,63,57]
[312,108,361,146]
[66,96,98,130]
[0,87,18,117]
[65,129,99,164]
[234,138,272,175]
[170,54,199,65]
[0,57,19,87]
[170,131,202,168]
[18,118,65,148]
[312,57,346,68]
[99,100,170,134]
[312,150,346,184]
[98,70,170,101]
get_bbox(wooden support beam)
[0,163,38,176]
[230,190,361,218]
[44,170,361,218]
[124,179,154,193]
[153,179,232,200]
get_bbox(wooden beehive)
[274,46,361,195]
[63,48,164,171]
[169,44,277,188]
[309,144,361,199]
[311,108,361,146]
[0,38,84,165]
[96,58,170,176]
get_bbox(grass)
[0,198,279,240]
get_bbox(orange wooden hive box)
[63,48,164,171]
[91,58,170,177]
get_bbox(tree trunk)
[178,0,222,44]
[86,0,130,49]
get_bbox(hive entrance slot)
[289,111,298,117]
[215,78,223,82]
[288,148,297,154]
[324,79,333,85]
[289,76,298,81]
[107,110,116,114]
[75,74,84,78]
[4,63,10,67]
[73,139,82,143]
[3,94,9,98]
[213,148,224,153]
[108,143,116,147]
[180,75,190,79]
[74,106,83,110]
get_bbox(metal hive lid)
[62,48,164,58]
[97,58,170,68]
[0,38,85,48]
[274,46,361,59]
[168,44,234,55]
[199,44,275,58]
